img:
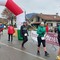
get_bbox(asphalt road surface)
[0,30,59,60]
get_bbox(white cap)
[40,22,44,25]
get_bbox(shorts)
[37,36,46,47]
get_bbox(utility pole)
[11,14,13,26]
[25,11,26,21]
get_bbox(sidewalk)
[0,30,58,60]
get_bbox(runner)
[20,22,28,49]
[37,22,49,56]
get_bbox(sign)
[31,31,59,46]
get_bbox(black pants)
[8,34,13,42]
[58,37,60,46]
[37,36,46,47]
[22,36,28,47]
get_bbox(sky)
[0,0,60,17]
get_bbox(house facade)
[31,13,60,28]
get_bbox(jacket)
[37,26,46,37]
[57,26,60,37]
[46,25,49,32]
[20,25,28,37]
[8,26,15,34]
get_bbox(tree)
[2,8,16,25]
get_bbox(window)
[47,23,53,26]
[37,17,40,22]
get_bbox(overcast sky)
[0,0,60,17]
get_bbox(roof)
[31,22,40,24]
[37,13,60,20]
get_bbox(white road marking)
[0,42,47,60]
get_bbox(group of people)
[7,21,60,57]
[20,21,49,56]
[37,22,60,57]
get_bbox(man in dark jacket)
[20,22,28,49]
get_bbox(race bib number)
[24,33,27,36]
[41,37,45,40]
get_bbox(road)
[0,30,58,60]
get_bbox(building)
[0,18,8,24]
[30,13,60,28]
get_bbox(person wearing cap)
[37,22,49,56]
[20,22,28,49]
